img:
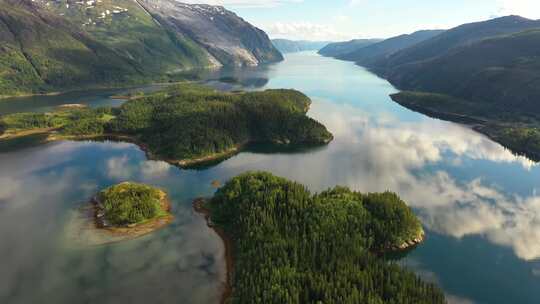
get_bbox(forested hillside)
[206,172,444,304]
[0,0,282,97]
[388,30,540,112]
[375,15,540,76]
[0,0,148,96]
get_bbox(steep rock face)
[137,0,283,66]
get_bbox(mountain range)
[318,38,382,57]
[271,39,331,53]
[319,15,540,161]
[337,30,445,67]
[0,0,282,97]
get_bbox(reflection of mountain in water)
[202,65,272,90]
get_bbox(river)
[0,51,539,304]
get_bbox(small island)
[92,182,173,239]
[0,84,333,167]
[195,172,444,304]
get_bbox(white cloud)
[263,21,356,41]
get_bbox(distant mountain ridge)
[317,15,540,161]
[271,39,331,53]
[318,39,382,57]
[337,30,445,67]
[388,29,540,112]
[375,15,540,76]
[0,0,282,97]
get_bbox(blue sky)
[182,0,540,41]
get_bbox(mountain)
[389,29,540,161]
[318,38,382,58]
[389,29,540,112]
[271,39,331,53]
[138,0,283,66]
[337,30,445,66]
[0,0,282,97]
[375,15,540,76]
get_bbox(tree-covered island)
[0,84,333,167]
[94,182,170,228]
[197,172,445,304]
[90,182,173,240]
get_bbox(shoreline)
[390,94,540,162]
[0,80,199,101]
[0,129,244,168]
[191,197,425,303]
[2,129,330,168]
[392,231,425,251]
[80,135,246,169]
[193,198,233,304]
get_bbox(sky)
[181,0,540,41]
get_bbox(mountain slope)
[318,38,382,58]
[0,0,145,96]
[137,0,282,66]
[389,29,540,161]
[271,39,331,53]
[389,29,540,112]
[0,0,282,97]
[376,15,540,76]
[338,30,445,66]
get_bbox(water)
[1,52,539,304]
[0,85,165,115]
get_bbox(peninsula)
[196,172,444,304]
[0,84,333,167]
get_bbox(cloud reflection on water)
[216,99,540,260]
[0,142,225,304]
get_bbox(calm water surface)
[1,52,539,304]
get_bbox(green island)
[391,92,540,161]
[196,172,444,304]
[0,84,333,167]
[92,182,173,239]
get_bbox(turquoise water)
[1,52,539,303]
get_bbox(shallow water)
[1,52,539,304]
